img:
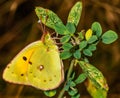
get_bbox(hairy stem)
[58,59,75,98]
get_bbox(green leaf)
[60,35,71,43]
[91,22,102,37]
[35,7,70,35]
[60,51,72,59]
[79,61,109,91]
[54,23,70,35]
[87,35,98,44]
[83,49,92,56]
[88,44,96,51]
[68,88,78,96]
[67,2,82,26]
[78,31,84,40]
[84,57,89,63]
[35,7,63,30]
[73,50,81,59]
[64,79,76,91]
[64,84,70,91]
[44,90,56,97]
[74,73,87,84]
[86,79,107,98]
[102,30,118,44]
[71,94,80,98]
[71,72,76,80]
[79,40,87,50]
[85,29,93,40]
[70,81,76,87]
[62,43,73,50]
[66,22,76,34]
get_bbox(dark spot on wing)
[43,80,46,82]
[37,65,44,71]
[49,79,52,81]
[23,56,27,61]
[21,74,24,76]
[54,75,56,77]
[30,72,32,73]
[29,61,32,65]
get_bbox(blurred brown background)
[0,0,120,98]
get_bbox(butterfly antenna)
[38,15,49,41]
[44,15,49,34]
[38,18,44,33]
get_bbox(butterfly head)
[41,32,56,48]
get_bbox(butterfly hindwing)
[28,42,64,90]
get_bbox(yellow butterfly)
[3,32,64,90]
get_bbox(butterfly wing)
[2,41,43,85]
[28,42,64,90]
[3,40,64,90]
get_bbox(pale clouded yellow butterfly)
[2,30,64,90]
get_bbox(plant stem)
[58,59,75,98]
[67,59,75,80]
[15,86,24,98]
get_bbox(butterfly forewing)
[2,41,41,85]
